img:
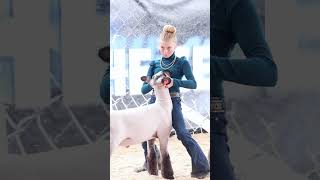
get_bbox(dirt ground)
[110,133,210,180]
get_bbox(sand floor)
[110,133,210,180]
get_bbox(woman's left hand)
[165,77,174,88]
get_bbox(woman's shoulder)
[176,56,189,65]
[176,56,187,61]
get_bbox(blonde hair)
[160,24,177,43]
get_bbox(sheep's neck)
[154,87,171,104]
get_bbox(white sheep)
[110,71,174,179]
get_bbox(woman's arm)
[211,0,278,86]
[173,58,197,89]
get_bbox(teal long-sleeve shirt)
[211,0,278,97]
[141,53,197,94]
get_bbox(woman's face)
[159,40,177,58]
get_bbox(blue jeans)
[142,96,210,173]
[211,99,236,180]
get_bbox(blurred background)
[0,0,109,156]
[0,0,110,179]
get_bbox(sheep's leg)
[110,137,119,156]
[159,137,174,179]
[110,129,121,156]
[147,138,159,176]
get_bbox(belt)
[170,92,180,97]
[211,97,225,113]
[151,91,180,97]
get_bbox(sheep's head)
[141,70,172,88]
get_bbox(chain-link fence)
[110,0,210,50]
[3,55,109,154]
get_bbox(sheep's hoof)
[161,154,174,179]
[147,148,158,176]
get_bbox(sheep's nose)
[161,77,171,85]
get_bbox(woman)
[137,24,210,179]
[211,0,278,179]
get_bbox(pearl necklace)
[160,55,177,70]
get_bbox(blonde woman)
[137,24,210,179]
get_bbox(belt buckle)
[211,97,225,113]
[170,92,179,97]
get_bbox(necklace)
[160,55,176,70]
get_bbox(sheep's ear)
[141,76,149,82]
[162,70,172,77]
